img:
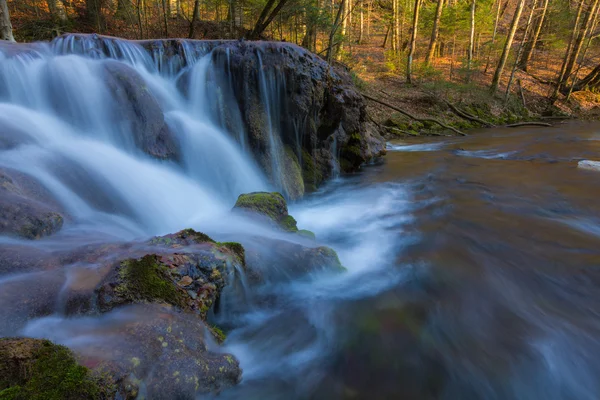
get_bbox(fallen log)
[362,93,467,136]
[505,122,552,128]
[444,100,495,127]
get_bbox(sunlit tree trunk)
[518,0,548,71]
[0,0,14,42]
[505,0,538,102]
[425,0,444,64]
[392,0,397,51]
[490,0,525,93]
[406,0,420,83]
[562,0,600,87]
[358,0,364,43]
[552,0,585,99]
[467,0,475,68]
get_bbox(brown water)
[216,121,600,399]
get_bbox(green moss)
[0,339,106,400]
[301,149,323,192]
[177,229,215,243]
[297,229,316,240]
[218,242,245,265]
[234,192,287,222]
[210,326,227,344]
[317,246,346,271]
[118,255,184,306]
[282,146,305,200]
[280,215,298,232]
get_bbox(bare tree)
[249,0,290,39]
[562,0,600,87]
[425,0,444,65]
[188,0,200,38]
[467,0,475,68]
[0,0,14,42]
[518,0,548,71]
[406,0,421,83]
[552,0,586,100]
[490,0,525,93]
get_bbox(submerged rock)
[0,168,64,239]
[103,61,179,160]
[0,337,113,399]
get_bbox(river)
[217,122,600,399]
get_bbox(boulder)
[63,229,244,321]
[103,61,180,160]
[0,337,113,399]
[233,192,298,232]
[0,168,64,239]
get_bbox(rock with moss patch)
[233,192,299,232]
[0,338,113,399]
[57,229,244,320]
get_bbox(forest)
[2,0,600,127]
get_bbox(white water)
[0,36,268,239]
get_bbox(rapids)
[2,34,600,399]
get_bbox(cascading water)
[0,35,269,239]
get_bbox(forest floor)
[341,36,600,137]
[11,11,600,137]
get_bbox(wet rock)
[0,337,113,399]
[103,61,179,160]
[233,192,298,232]
[0,168,64,239]
[68,304,241,399]
[578,159,600,171]
[75,230,244,319]
[243,236,344,285]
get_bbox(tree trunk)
[406,0,420,83]
[358,0,364,43]
[0,0,14,42]
[116,0,133,18]
[188,0,200,38]
[326,0,345,62]
[382,23,391,47]
[468,0,475,68]
[250,0,289,39]
[562,0,600,88]
[552,0,586,99]
[504,0,538,102]
[425,0,444,64]
[86,0,102,30]
[490,0,525,93]
[48,0,68,21]
[518,0,548,71]
[161,0,169,36]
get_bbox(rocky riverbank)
[0,192,344,399]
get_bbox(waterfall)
[0,35,273,239]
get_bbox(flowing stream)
[2,36,600,399]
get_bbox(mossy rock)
[115,254,186,308]
[297,229,316,240]
[233,192,298,232]
[281,146,305,200]
[0,338,112,400]
[301,149,324,193]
